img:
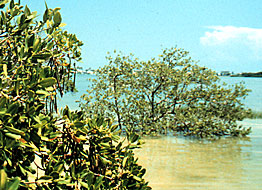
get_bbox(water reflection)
[136,121,262,190]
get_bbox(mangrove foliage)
[81,47,251,138]
[0,1,150,189]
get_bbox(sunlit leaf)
[53,11,61,25]
[0,169,7,190]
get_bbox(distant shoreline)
[230,71,262,78]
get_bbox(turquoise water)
[57,74,95,111]
[58,74,262,189]
[220,77,262,111]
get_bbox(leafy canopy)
[0,1,150,189]
[81,47,251,138]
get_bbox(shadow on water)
[136,119,262,190]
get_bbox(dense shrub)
[80,47,251,138]
[0,1,150,189]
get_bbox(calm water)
[59,74,262,189]
[220,77,262,112]
[136,119,262,189]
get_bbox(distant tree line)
[231,72,262,77]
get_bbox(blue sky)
[25,0,262,73]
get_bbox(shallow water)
[135,119,262,190]
[57,75,262,189]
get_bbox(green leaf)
[96,117,104,127]
[59,23,67,27]
[33,53,51,60]
[33,38,40,51]
[19,46,26,59]
[70,164,76,180]
[0,97,6,108]
[111,134,120,141]
[33,116,41,124]
[47,27,54,35]
[5,126,25,136]
[80,171,94,186]
[116,141,123,151]
[73,121,85,128]
[11,6,20,17]
[27,106,36,116]
[94,176,104,189]
[80,181,89,188]
[9,0,14,10]
[0,169,7,190]
[30,131,41,145]
[100,156,111,165]
[50,171,59,179]
[45,1,48,10]
[37,175,53,184]
[122,157,128,168]
[18,164,26,176]
[53,11,61,25]
[7,178,20,190]
[6,102,19,115]
[1,11,6,24]
[110,125,118,132]
[43,8,49,22]
[100,142,110,148]
[14,80,20,95]
[46,86,54,91]
[24,5,31,16]
[36,90,50,96]
[54,162,64,173]
[56,179,73,185]
[46,41,54,50]
[5,133,21,140]
[39,77,56,87]
[129,133,139,143]
[3,64,7,77]
[133,175,142,182]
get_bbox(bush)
[0,1,150,189]
[80,47,251,138]
[245,110,262,119]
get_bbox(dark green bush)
[0,1,150,189]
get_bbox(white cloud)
[200,26,262,60]
[200,26,262,46]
